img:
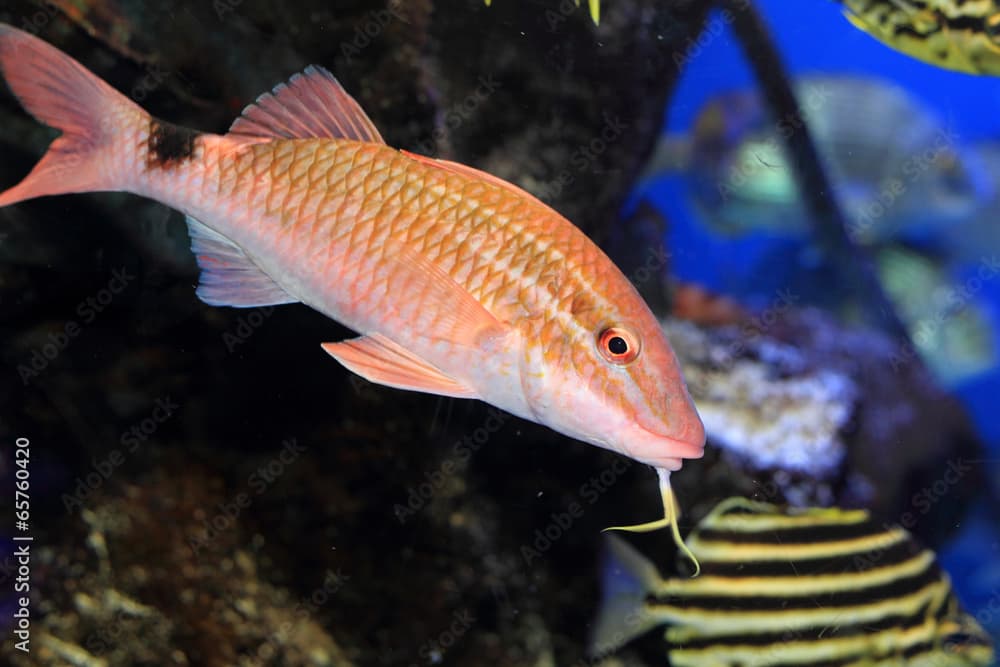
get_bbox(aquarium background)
[639,0,1000,649]
[0,0,997,665]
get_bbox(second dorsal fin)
[229,65,384,143]
[400,150,552,209]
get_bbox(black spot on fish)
[147,119,200,169]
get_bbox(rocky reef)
[5,305,986,666]
[13,470,353,667]
[665,309,986,539]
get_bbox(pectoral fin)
[385,243,508,350]
[322,333,478,398]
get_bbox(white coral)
[664,320,856,477]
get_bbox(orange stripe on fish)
[0,24,705,545]
[672,282,748,327]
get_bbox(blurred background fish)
[876,245,997,385]
[591,497,996,667]
[640,75,999,386]
[642,76,992,247]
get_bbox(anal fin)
[185,215,297,308]
[322,333,477,399]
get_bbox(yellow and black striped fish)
[591,497,995,666]
[841,0,1000,75]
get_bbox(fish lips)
[617,417,706,470]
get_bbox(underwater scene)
[0,0,998,665]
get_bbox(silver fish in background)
[591,497,995,666]
[875,246,996,386]
[839,0,1000,76]
[952,139,1000,257]
[640,75,998,387]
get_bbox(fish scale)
[217,140,595,330]
[164,135,596,392]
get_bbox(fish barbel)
[0,25,704,544]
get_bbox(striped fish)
[840,0,1000,75]
[591,497,995,666]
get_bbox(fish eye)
[911,9,940,34]
[597,327,640,365]
[987,14,1000,43]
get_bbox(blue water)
[638,0,1000,644]
[668,2,1000,140]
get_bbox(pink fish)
[0,24,704,549]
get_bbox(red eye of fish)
[597,327,640,365]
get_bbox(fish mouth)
[620,418,706,470]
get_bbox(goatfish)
[0,25,704,548]
[840,0,1000,75]
[591,497,996,666]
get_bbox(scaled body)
[0,25,703,496]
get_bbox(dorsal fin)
[229,65,384,143]
[400,149,552,209]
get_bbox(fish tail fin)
[0,23,146,207]
[589,534,664,658]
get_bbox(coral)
[664,309,987,537]
[669,317,855,478]
[9,468,354,667]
